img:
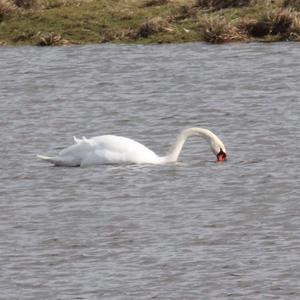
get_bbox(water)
[0,42,299,299]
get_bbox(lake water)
[0,42,299,299]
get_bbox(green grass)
[0,0,299,45]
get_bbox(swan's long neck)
[162,128,221,163]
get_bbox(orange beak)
[217,150,226,161]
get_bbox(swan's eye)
[217,149,226,161]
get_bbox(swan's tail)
[37,154,80,167]
[37,155,65,166]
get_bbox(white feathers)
[37,128,226,167]
[73,136,89,144]
[73,136,80,144]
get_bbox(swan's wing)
[42,135,161,166]
[59,138,92,157]
[90,135,159,164]
[90,135,148,152]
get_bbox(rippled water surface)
[0,42,299,299]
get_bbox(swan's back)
[91,135,150,153]
[87,135,160,165]
[59,135,160,166]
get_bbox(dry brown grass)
[241,8,300,40]
[270,9,294,34]
[135,16,173,38]
[199,15,246,43]
[100,28,135,43]
[13,0,89,9]
[36,32,70,45]
[141,0,169,7]
[0,0,17,19]
[195,0,251,9]
[174,4,199,20]
[1,0,300,45]
[287,10,300,39]
[242,19,271,37]
[283,0,300,9]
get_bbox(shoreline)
[1,0,300,46]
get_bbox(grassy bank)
[0,0,300,45]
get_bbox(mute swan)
[37,127,226,167]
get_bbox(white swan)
[37,127,226,167]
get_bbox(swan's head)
[211,139,227,162]
[216,148,227,161]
